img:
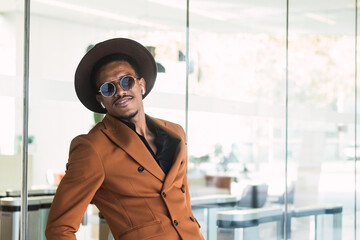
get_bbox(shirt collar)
[119,114,164,138]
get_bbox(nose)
[113,80,127,97]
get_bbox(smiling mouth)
[113,96,133,106]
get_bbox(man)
[45,38,204,240]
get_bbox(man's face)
[95,61,146,120]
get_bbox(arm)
[178,124,200,225]
[45,136,105,240]
[184,170,193,213]
[177,124,193,213]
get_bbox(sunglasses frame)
[98,75,140,97]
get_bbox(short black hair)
[91,53,141,92]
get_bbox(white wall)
[0,12,113,187]
[28,14,112,186]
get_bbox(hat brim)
[75,38,157,113]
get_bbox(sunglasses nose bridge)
[113,79,128,95]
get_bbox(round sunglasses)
[98,75,140,97]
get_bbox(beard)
[117,110,139,121]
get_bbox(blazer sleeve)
[45,135,105,240]
[178,125,200,226]
[177,124,193,213]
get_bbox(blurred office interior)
[0,0,359,239]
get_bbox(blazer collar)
[100,114,185,184]
[150,117,187,190]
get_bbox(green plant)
[214,143,239,173]
[93,112,105,126]
[16,135,34,144]
[189,154,210,165]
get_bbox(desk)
[192,194,240,240]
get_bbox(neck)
[131,113,147,136]
[117,111,148,136]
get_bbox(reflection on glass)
[287,1,356,239]
[0,0,359,239]
[187,1,287,239]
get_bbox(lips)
[113,96,133,107]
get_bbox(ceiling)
[0,0,358,35]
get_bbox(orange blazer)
[45,114,204,240]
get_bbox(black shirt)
[120,115,180,175]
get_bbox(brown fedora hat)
[75,38,157,113]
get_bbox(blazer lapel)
[151,118,187,190]
[101,114,166,182]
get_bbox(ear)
[96,94,102,104]
[139,78,146,89]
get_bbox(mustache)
[112,95,133,104]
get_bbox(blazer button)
[190,217,195,222]
[181,186,185,193]
[162,192,166,198]
[174,220,178,226]
[138,166,144,173]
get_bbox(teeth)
[115,98,131,105]
[119,99,129,104]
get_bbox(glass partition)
[186,1,287,239]
[0,0,359,239]
[287,1,356,238]
[27,1,188,239]
[0,7,24,192]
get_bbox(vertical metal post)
[242,226,260,240]
[333,213,342,240]
[354,1,358,239]
[251,185,258,208]
[314,215,318,240]
[207,207,233,240]
[207,208,217,240]
[284,0,290,239]
[22,0,31,239]
[185,0,189,140]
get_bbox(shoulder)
[65,124,107,176]
[70,122,107,151]
[152,116,183,128]
[150,116,186,138]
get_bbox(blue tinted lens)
[100,82,116,97]
[120,76,135,90]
